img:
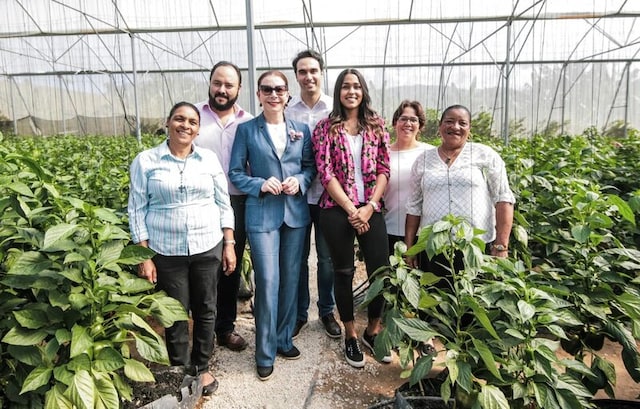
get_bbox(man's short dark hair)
[292,49,325,73]
[209,61,242,85]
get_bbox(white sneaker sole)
[345,352,365,368]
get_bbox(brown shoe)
[218,331,248,351]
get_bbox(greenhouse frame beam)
[3,12,640,39]
[3,58,638,78]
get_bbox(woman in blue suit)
[229,70,316,381]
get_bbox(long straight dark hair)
[328,68,384,139]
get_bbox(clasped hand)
[348,206,372,235]
[261,176,299,195]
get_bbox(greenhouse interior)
[1,0,639,139]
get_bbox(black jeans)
[319,206,388,323]
[154,243,222,374]
[215,194,247,337]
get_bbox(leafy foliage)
[0,136,187,408]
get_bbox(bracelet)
[224,240,236,245]
[491,243,508,251]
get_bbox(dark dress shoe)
[277,346,301,360]
[321,313,342,338]
[257,365,274,381]
[201,377,219,396]
[218,331,248,351]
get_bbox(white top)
[193,101,253,195]
[346,132,365,203]
[285,93,333,204]
[384,142,434,236]
[266,122,287,158]
[406,142,515,242]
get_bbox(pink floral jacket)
[312,117,390,210]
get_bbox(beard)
[209,91,238,111]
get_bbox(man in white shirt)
[285,50,341,339]
[194,61,253,352]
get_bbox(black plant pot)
[592,399,640,409]
[368,380,454,409]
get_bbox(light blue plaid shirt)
[128,141,234,256]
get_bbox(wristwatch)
[492,243,508,251]
[368,200,380,211]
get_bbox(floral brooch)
[288,129,303,142]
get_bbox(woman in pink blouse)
[312,68,391,368]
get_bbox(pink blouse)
[312,117,390,209]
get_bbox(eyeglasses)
[398,116,419,124]
[259,85,288,96]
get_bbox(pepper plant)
[0,149,187,409]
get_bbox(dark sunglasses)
[259,85,288,96]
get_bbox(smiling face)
[394,106,421,143]
[257,73,289,118]
[439,107,471,150]
[167,105,200,149]
[339,73,363,112]
[208,65,240,112]
[295,57,322,98]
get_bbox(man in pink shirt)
[194,61,254,352]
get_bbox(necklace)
[176,156,188,193]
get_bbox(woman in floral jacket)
[312,68,391,368]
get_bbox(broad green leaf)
[513,224,528,246]
[14,309,49,329]
[123,358,155,382]
[2,326,47,346]
[132,332,169,365]
[517,299,535,322]
[607,194,636,226]
[408,355,434,386]
[66,369,94,409]
[471,337,503,381]
[93,347,125,372]
[44,384,73,409]
[7,345,42,366]
[20,366,53,394]
[150,295,189,327]
[571,225,590,244]
[70,324,93,359]
[7,181,35,197]
[93,371,120,409]
[112,372,133,401]
[42,223,78,251]
[94,208,122,224]
[118,245,156,265]
[96,241,123,268]
[401,274,421,309]
[478,384,509,409]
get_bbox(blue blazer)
[229,114,316,233]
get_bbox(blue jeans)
[248,224,306,367]
[297,204,335,321]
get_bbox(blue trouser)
[248,224,306,367]
[297,204,336,321]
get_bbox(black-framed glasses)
[259,85,288,96]
[398,116,419,124]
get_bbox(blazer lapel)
[256,114,279,159]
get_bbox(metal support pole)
[502,20,511,145]
[9,76,17,135]
[561,63,566,135]
[59,75,66,136]
[624,61,630,138]
[131,34,141,143]
[245,0,257,115]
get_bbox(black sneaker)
[321,313,342,338]
[292,320,308,340]
[257,365,274,381]
[344,337,365,368]
[277,346,301,360]
[362,330,392,363]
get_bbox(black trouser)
[154,243,222,374]
[319,206,388,323]
[215,194,247,337]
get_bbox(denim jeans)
[297,204,336,321]
[319,207,388,322]
[215,195,247,337]
[248,224,306,367]
[154,243,222,373]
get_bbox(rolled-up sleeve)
[485,151,515,205]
